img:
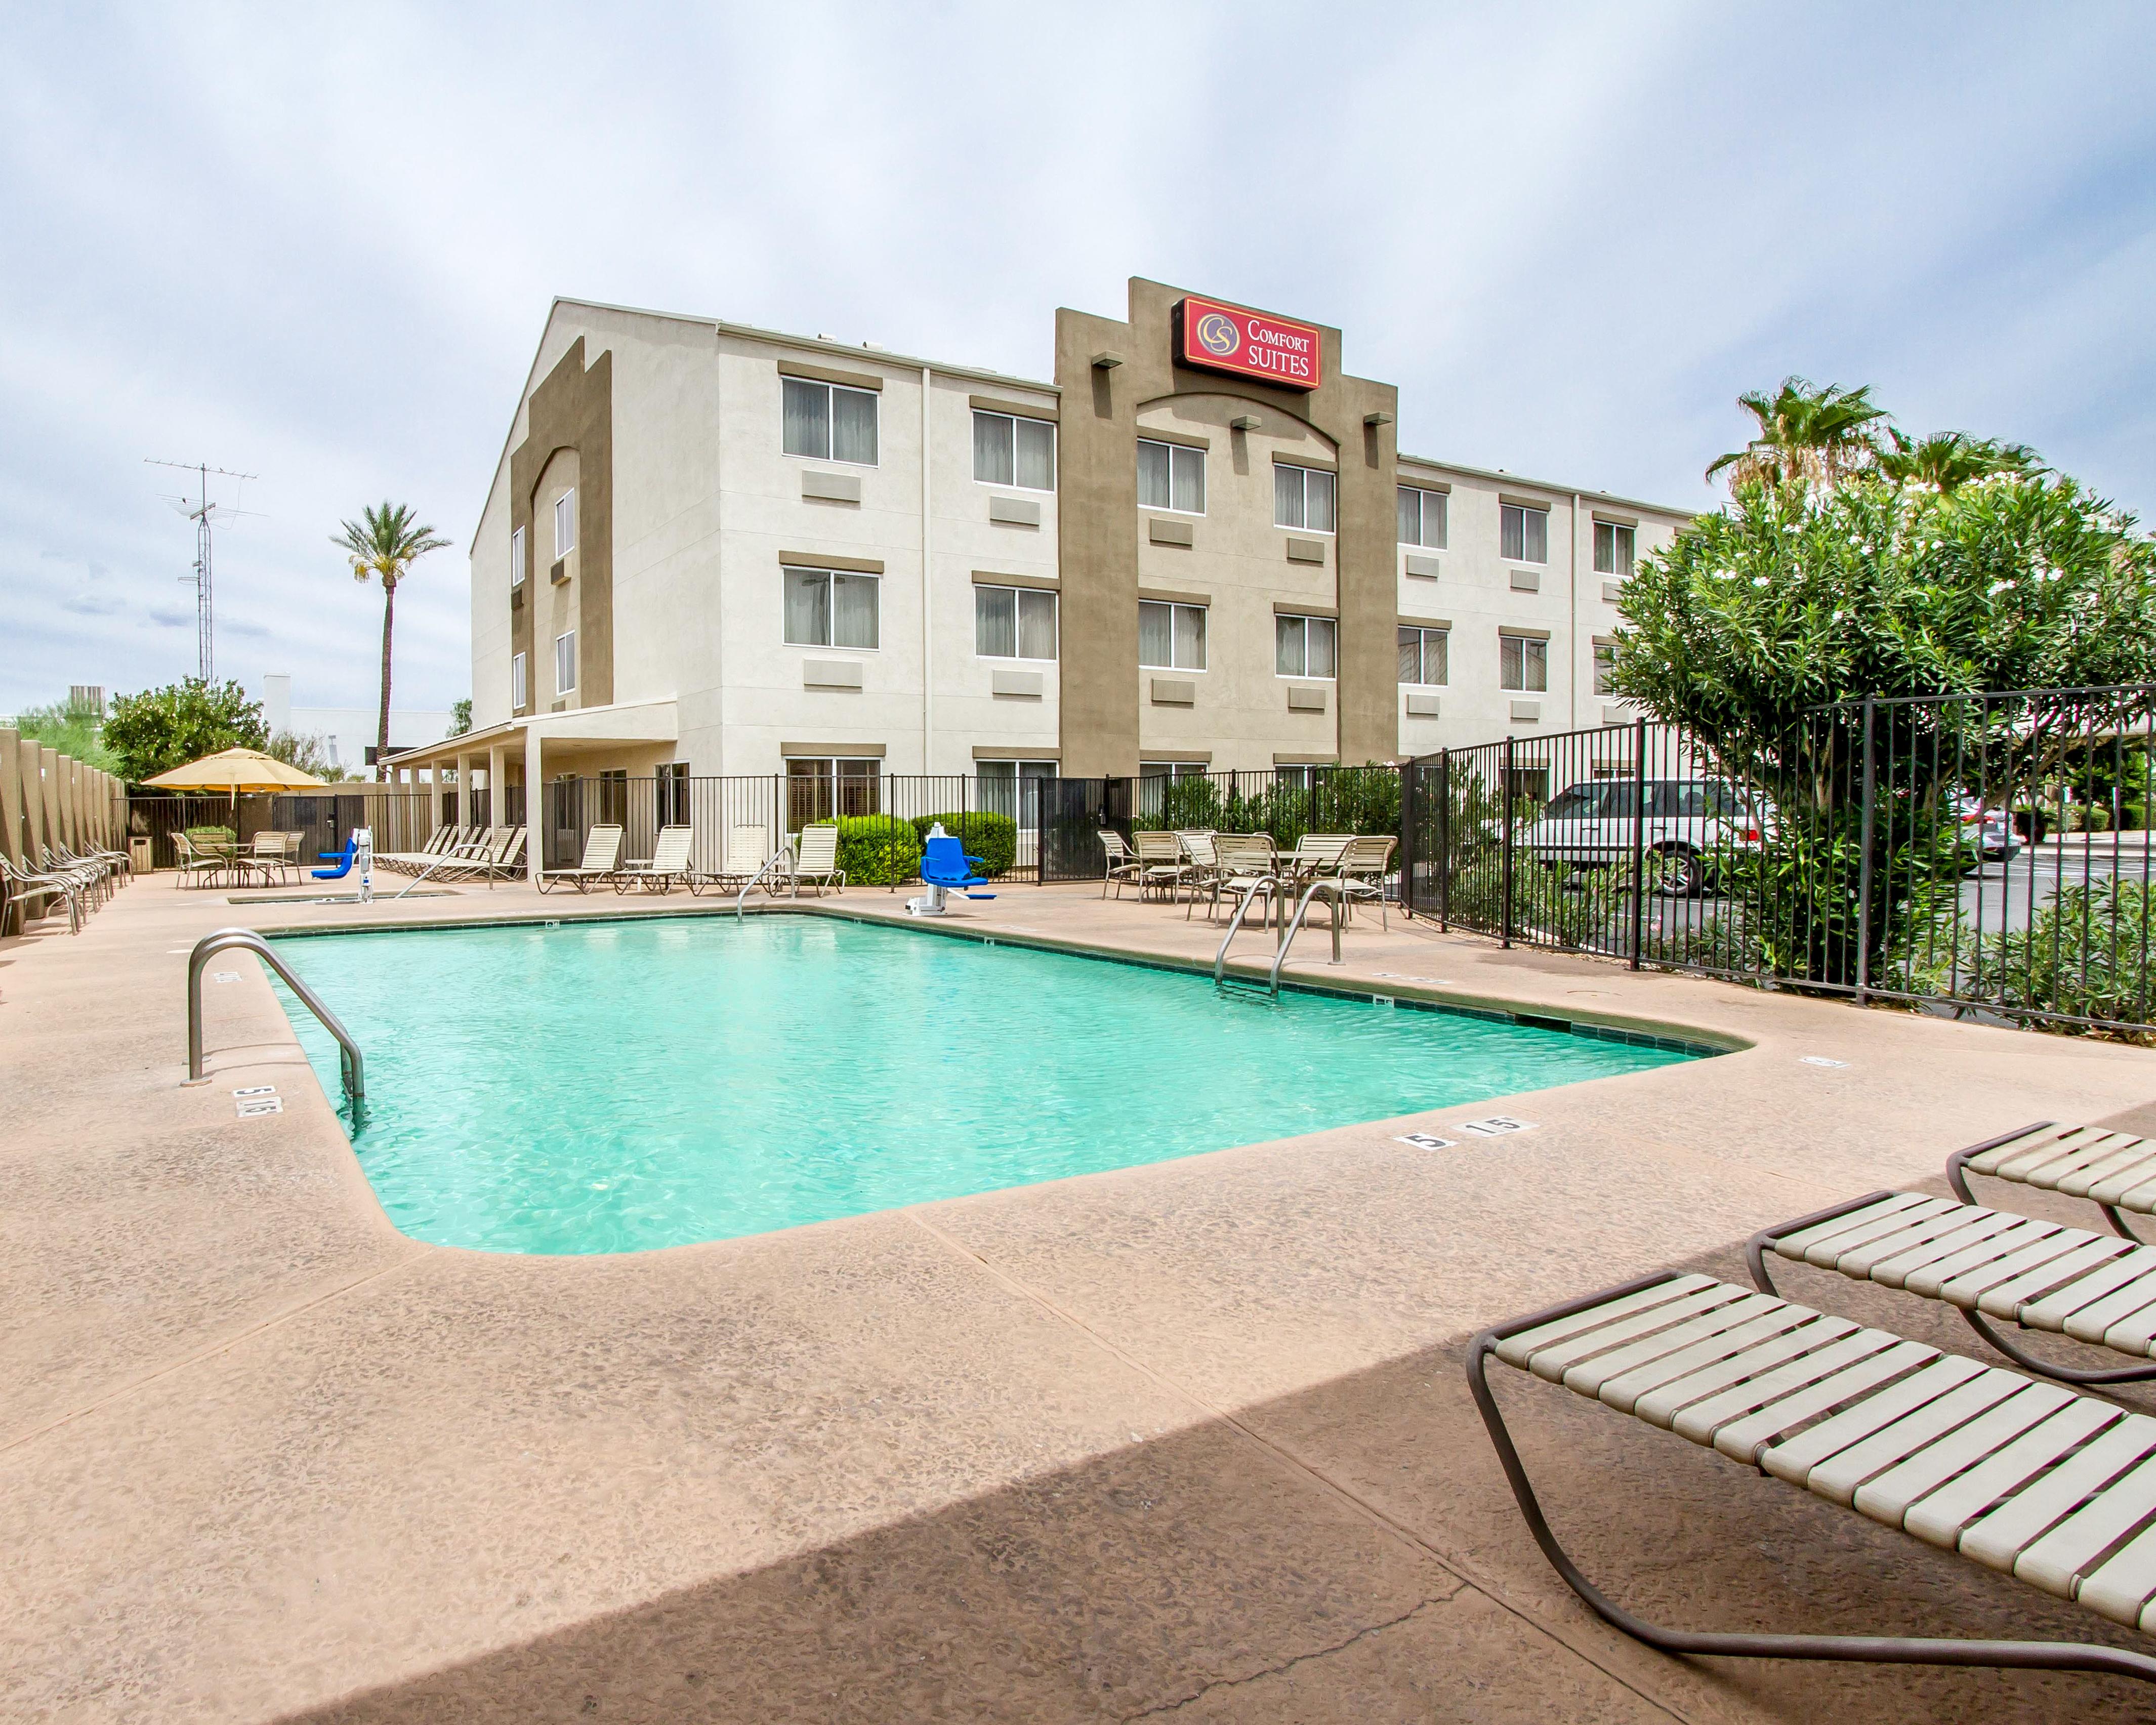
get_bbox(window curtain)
[832,388,877,465]
[1398,627,1421,685]
[1171,445,1204,514]
[1306,471,1336,533]
[1016,419,1055,490]
[1276,614,1301,676]
[784,569,828,645]
[1274,465,1303,529]
[975,585,1016,656]
[1174,602,1206,670]
[832,573,879,648]
[554,490,576,557]
[1138,600,1172,667]
[1137,441,1170,510]
[1016,589,1056,660]
[1308,617,1337,678]
[782,379,828,460]
[973,413,1014,486]
[1397,487,1418,545]
[555,630,577,692]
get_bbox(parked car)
[1519,777,1772,898]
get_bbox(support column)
[524,727,544,883]
[458,752,477,827]
[488,743,509,834]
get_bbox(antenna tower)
[146,459,257,682]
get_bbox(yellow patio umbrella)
[141,747,327,794]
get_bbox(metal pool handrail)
[736,843,796,918]
[1267,879,1345,996]
[186,927,364,1099]
[1213,873,1277,983]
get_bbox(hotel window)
[1274,613,1337,678]
[974,584,1057,661]
[786,757,881,827]
[1398,485,1448,548]
[1398,626,1448,686]
[1593,521,1635,578]
[554,629,577,694]
[976,758,1057,826]
[782,377,879,465]
[972,410,1056,490]
[1273,463,1336,532]
[1500,632,1547,693]
[1138,599,1206,670]
[511,650,527,711]
[783,567,881,650]
[554,491,576,559]
[657,761,690,827]
[1500,502,1548,564]
[1594,640,1619,696]
[1137,439,1205,514]
[510,525,526,586]
[1137,761,1209,820]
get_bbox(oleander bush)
[908,811,1018,877]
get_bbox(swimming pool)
[270,916,1701,1254]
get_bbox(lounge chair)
[1098,829,1141,899]
[1950,1121,2156,1244]
[1471,1270,2156,1682]
[375,825,465,875]
[1203,833,1279,924]
[0,852,86,934]
[784,826,846,897]
[1328,833,1399,930]
[536,824,624,894]
[689,825,775,897]
[613,825,693,893]
[1175,831,1220,919]
[1131,830,1191,901]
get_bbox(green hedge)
[811,814,922,887]
[908,811,1018,878]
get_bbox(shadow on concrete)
[279,1226,2156,1725]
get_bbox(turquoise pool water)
[270,916,1696,1255]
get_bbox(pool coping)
[257,899,1742,1064]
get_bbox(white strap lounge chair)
[1949,1121,2156,1244]
[786,825,845,897]
[1097,829,1141,899]
[614,825,694,893]
[1471,1271,2156,1682]
[1327,833,1399,930]
[0,852,86,933]
[1130,830,1190,902]
[690,825,773,897]
[535,824,624,894]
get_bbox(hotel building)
[391,278,1689,834]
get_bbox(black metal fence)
[126,792,441,870]
[1403,684,2156,1039]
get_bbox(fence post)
[1854,695,1878,1005]
[1629,718,1647,970]
[1398,760,1416,921]
[1501,735,1515,950]
[1437,750,1450,931]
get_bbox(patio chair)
[1131,830,1191,902]
[0,852,86,934]
[689,825,775,897]
[1948,1121,2156,1245]
[535,823,624,894]
[1098,829,1142,899]
[1327,833,1399,931]
[1202,833,1279,924]
[613,825,694,893]
[784,825,846,897]
[1471,1269,2156,1682]
[1175,831,1221,920]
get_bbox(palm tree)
[333,503,451,781]
[1706,377,1891,490]
[1875,428,2045,490]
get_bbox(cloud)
[2,1,2152,716]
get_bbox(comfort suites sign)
[1175,295,1321,391]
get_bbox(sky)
[3,2,2152,721]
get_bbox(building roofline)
[1396,450,1699,521]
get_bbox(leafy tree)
[333,502,451,781]
[103,679,268,782]
[448,697,473,737]
[1705,377,1890,490]
[1876,429,2045,490]
[1610,470,2156,985]
[9,695,120,774]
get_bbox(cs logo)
[1194,311,1240,358]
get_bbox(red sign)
[1175,296,1322,391]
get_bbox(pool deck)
[6,873,2156,1723]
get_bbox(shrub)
[1944,878,2155,1042]
[812,814,922,887]
[908,811,1017,877]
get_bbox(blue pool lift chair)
[312,837,357,881]
[906,825,997,917]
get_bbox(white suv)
[1520,777,1771,897]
